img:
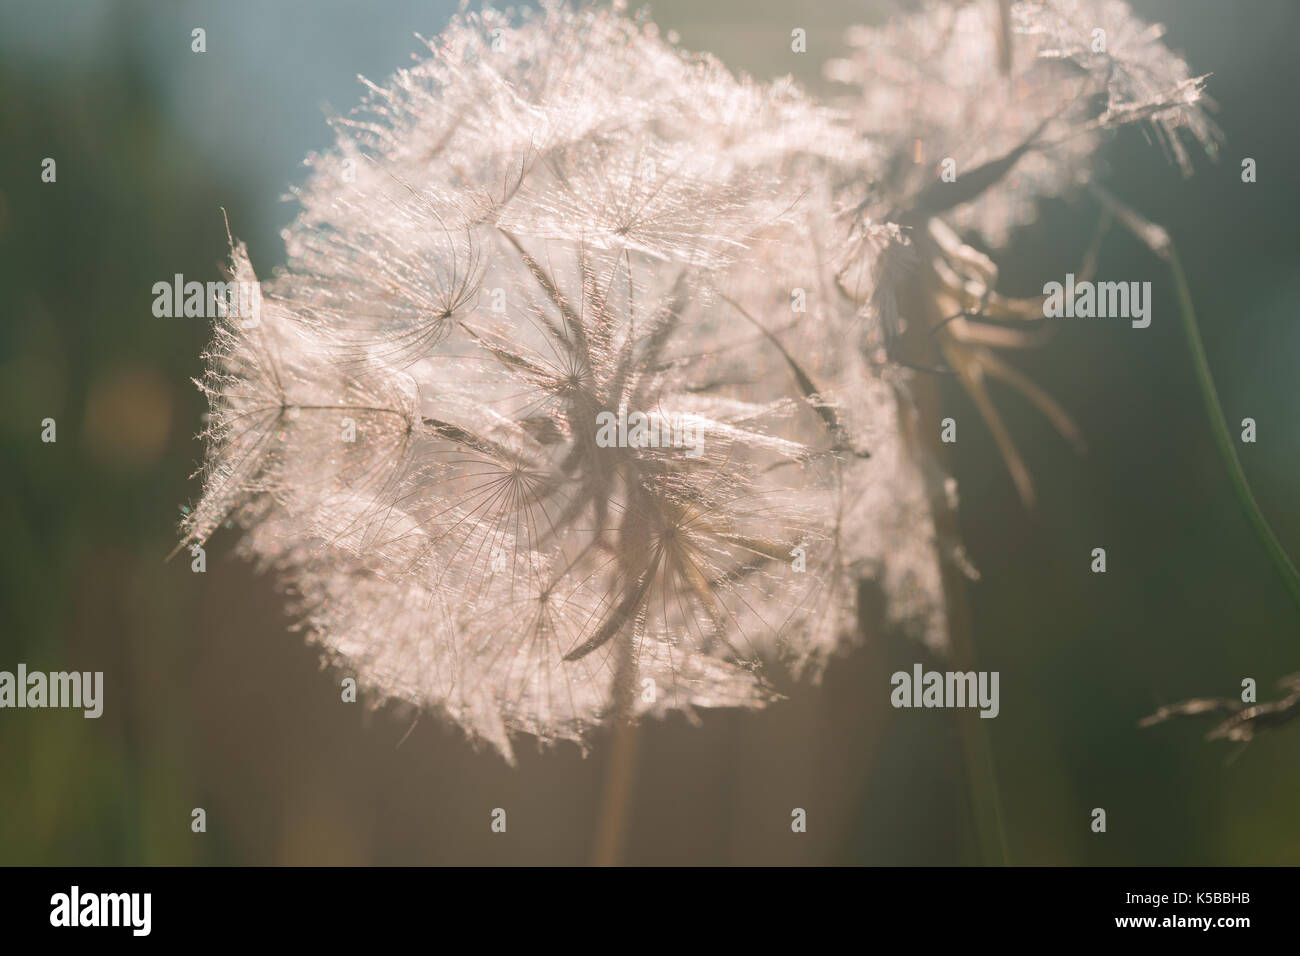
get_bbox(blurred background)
[1,0,1297,865]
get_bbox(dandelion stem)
[899,372,1008,864]
[1093,185,1300,612]
[591,625,640,866]
[1168,248,1300,610]
[941,513,1010,866]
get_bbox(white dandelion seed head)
[184,2,951,761]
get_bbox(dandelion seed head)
[184,3,958,760]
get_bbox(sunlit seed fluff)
[827,0,1218,245]
[183,1,948,761]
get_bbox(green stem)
[1093,185,1300,611]
[903,371,1009,864]
[1166,248,1300,611]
